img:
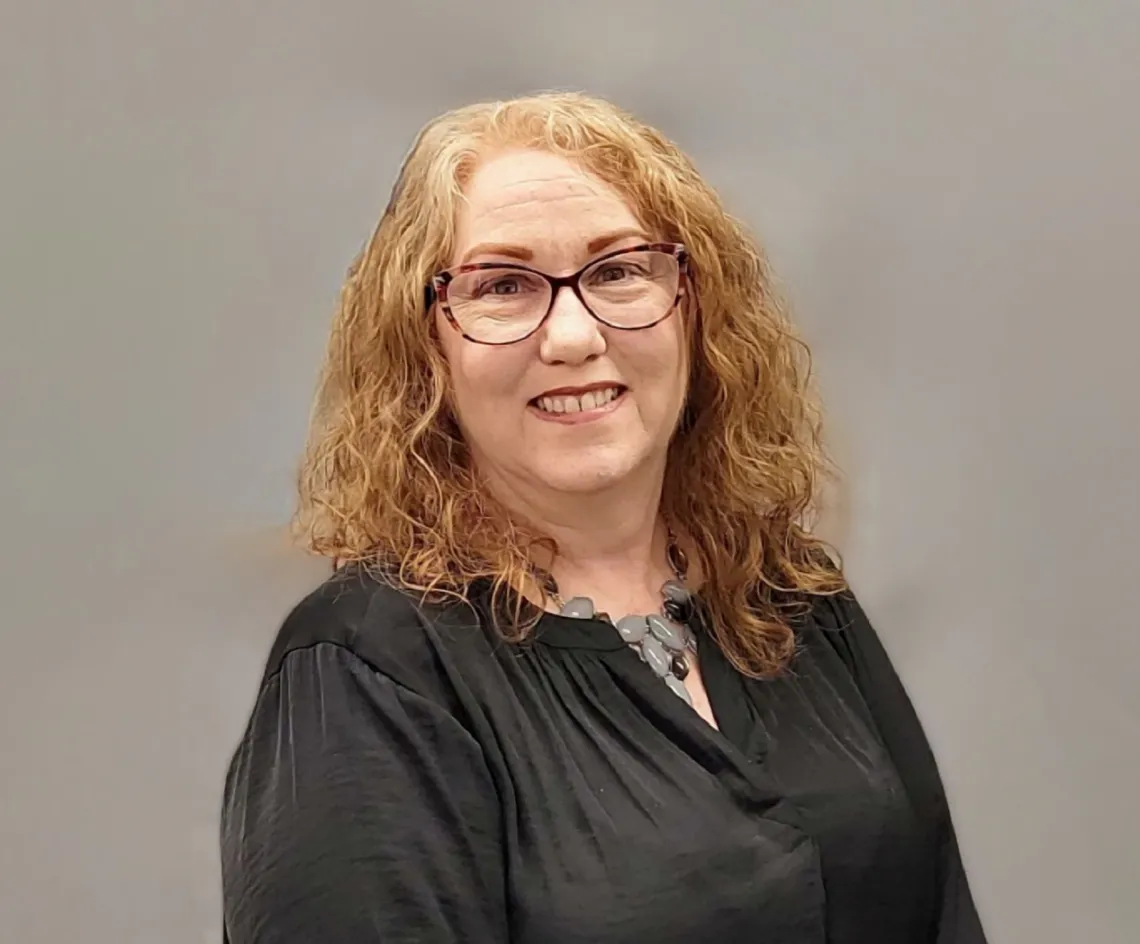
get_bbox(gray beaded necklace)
[542,530,699,706]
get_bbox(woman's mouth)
[528,385,627,423]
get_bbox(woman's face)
[435,148,688,502]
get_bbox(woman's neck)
[542,500,664,588]
[481,464,671,613]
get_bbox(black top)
[220,567,987,943]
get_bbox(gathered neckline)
[532,611,631,651]
[533,607,710,652]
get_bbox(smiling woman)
[220,92,987,943]
[435,149,690,504]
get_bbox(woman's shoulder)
[791,582,875,677]
[776,546,873,663]
[794,583,915,719]
[259,564,490,706]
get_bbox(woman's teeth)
[535,386,622,414]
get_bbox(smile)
[528,385,627,423]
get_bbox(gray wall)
[2,2,1137,942]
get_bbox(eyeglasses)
[426,242,689,345]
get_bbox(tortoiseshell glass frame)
[424,242,689,345]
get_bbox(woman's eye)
[477,278,520,296]
[597,265,631,282]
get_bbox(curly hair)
[294,91,846,678]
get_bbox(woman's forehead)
[452,150,644,266]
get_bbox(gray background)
[2,2,1138,942]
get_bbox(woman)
[220,92,987,943]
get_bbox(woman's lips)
[528,387,628,425]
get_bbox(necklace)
[542,528,699,706]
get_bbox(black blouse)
[220,567,987,943]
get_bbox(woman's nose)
[538,286,606,364]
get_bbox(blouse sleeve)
[220,641,508,943]
[824,590,989,944]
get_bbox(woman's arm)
[824,590,988,944]
[221,641,508,943]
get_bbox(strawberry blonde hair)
[295,91,845,678]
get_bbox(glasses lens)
[581,250,680,328]
[446,268,551,343]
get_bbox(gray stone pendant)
[614,614,650,643]
[559,596,595,619]
[640,636,673,677]
[664,674,693,705]
[646,613,686,652]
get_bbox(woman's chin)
[529,450,646,494]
